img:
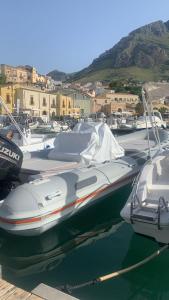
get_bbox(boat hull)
[0,163,138,236]
[132,222,169,244]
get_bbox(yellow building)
[0,84,80,118]
[56,94,80,117]
[0,84,17,114]
[15,87,57,119]
[0,64,47,85]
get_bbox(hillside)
[47,69,70,81]
[68,20,169,83]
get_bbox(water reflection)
[1,182,165,300]
[0,184,131,279]
[120,232,169,300]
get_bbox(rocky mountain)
[47,69,70,81]
[69,20,169,83]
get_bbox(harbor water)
[0,183,168,299]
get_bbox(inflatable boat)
[0,122,142,236]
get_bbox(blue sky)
[1,0,169,74]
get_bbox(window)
[105,100,107,103]
[52,99,55,106]
[30,96,34,105]
[68,101,71,108]
[6,94,10,104]
[43,97,47,106]
[62,101,65,108]
[42,110,47,115]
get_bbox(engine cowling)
[0,133,23,181]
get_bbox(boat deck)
[119,138,156,151]
[22,158,79,172]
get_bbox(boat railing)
[130,193,141,224]
[131,194,169,228]
[157,196,169,230]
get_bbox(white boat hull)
[132,222,169,244]
[0,157,138,236]
[121,150,169,244]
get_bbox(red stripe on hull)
[0,171,137,225]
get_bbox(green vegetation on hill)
[0,75,6,84]
[109,80,142,97]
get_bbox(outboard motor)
[0,133,23,198]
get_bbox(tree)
[0,75,6,84]
[135,102,144,116]
[158,107,167,114]
[109,80,142,97]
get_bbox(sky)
[1,0,169,75]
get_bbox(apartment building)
[15,87,57,119]
[56,89,92,116]
[92,92,139,114]
[0,64,47,85]
[56,94,80,118]
[14,87,80,118]
[0,84,17,114]
[70,91,92,116]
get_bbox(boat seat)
[148,184,169,190]
[48,131,97,162]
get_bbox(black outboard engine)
[0,133,23,198]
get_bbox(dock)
[0,279,78,300]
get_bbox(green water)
[0,184,169,300]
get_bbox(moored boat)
[1,120,169,237]
[121,149,169,244]
[0,122,139,236]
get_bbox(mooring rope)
[62,244,168,293]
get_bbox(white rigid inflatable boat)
[0,122,140,236]
[121,149,169,244]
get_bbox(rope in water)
[62,244,168,293]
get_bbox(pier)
[0,279,78,299]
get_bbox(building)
[14,87,80,119]
[0,64,47,85]
[56,94,80,118]
[71,91,92,117]
[92,92,139,114]
[58,89,92,116]
[15,87,58,119]
[103,102,127,115]
[0,84,17,114]
[92,95,111,113]
[51,88,92,117]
